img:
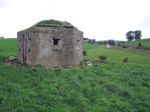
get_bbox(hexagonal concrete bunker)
[17,20,83,68]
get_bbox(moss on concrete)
[35,19,73,27]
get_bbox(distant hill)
[124,38,150,48]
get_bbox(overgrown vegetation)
[99,55,107,63]
[35,19,73,27]
[122,57,128,63]
[0,38,150,112]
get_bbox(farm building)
[17,20,83,68]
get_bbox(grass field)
[0,38,17,62]
[123,38,150,48]
[84,43,150,65]
[0,38,150,112]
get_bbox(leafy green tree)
[126,30,142,41]
[134,30,142,40]
[126,31,135,41]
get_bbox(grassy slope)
[124,38,150,48]
[0,39,150,112]
[1,63,150,112]
[84,43,150,65]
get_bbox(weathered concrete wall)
[17,26,83,68]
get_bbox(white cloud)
[0,0,150,40]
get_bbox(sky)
[0,0,150,40]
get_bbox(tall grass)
[0,63,150,112]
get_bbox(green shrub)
[99,55,107,63]
[123,57,128,63]
[0,56,7,63]
[99,55,107,60]
[136,42,142,49]
[138,42,142,47]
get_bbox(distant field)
[124,38,150,48]
[84,43,150,65]
[83,43,99,50]
[0,38,17,57]
[0,38,150,112]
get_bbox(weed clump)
[99,55,107,63]
[122,57,128,63]
[80,59,92,67]
[138,42,142,47]
[136,42,142,49]
[0,56,7,63]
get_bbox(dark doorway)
[53,38,60,45]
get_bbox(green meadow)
[0,38,17,62]
[84,43,150,65]
[0,39,150,112]
[123,38,150,48]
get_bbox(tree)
[92,39,96,43]
[88,39,96,43]
[88,39,93,43]
[134,30,142,40]
[126,31,135,41]
[126,30,142,41]
[0,36,4,39]
[107,39,115,45]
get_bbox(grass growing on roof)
[35,19,73,27]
